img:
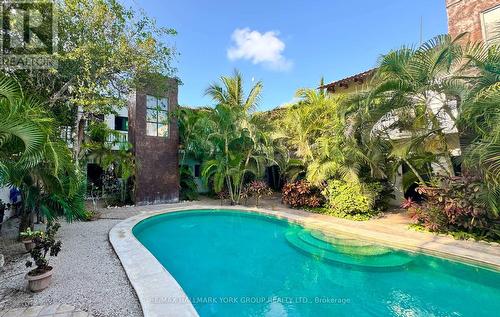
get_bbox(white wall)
[0,187,14,222]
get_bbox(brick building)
[446,0,500,44]
[128,78,180,205]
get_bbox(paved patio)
[0,304,91,317]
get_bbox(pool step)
[285,230,413,271]
[298,230,392,256]
[310,230,373,247]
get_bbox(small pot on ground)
[25,266,53,292]
[22,240,35,252]
[20,228,43,252]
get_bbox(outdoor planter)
[25,267,53,292]
[22,240,35,252]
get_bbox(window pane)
[159,98,168,110]
[158,123,169,137]
[146,95,157,109]
[482,6,500,44]
[147,109,157,122]
[146,122,157,136]
[114,116,128,131]
[157,110,168,123]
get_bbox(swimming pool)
[133,209,500,317]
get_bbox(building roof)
[318,68,376,90]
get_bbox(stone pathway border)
[0,304,91,317]
[109,203,500,317]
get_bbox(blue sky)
[128,0,448,110]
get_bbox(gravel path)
[0,219,142,317]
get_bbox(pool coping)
[110,204,500,317]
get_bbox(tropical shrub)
[26,223,62,275]
[322,180,377,217]
[81,210,100,222]
[245,180,273,207]
[180,166,199,201]
[367,180,395,211]
[0,75,86,231]
[403,175,500,240]
[281,180,323,208]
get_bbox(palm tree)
[356,35,469,178]
[459,44,500,213]
[0,74,85,230]
[201,70,272,204]
[348,34,499,213]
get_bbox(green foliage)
[322,180,377,216]
[6,0,178,167]
[83,121,135,205]
[25,223,62,274]
[180,166,199,201]
[277,82,394,208]
[0,75,86,224]
[81,209,100,221]
[20,228,43,240]
[199,70,273,204]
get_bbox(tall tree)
[201,70,272,204]
[8,0,177,163]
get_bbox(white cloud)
[227,28,292,71]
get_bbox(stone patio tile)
[38,305,60,316]
[2,308,26,317]
[70,312,89,317]
[21,306,44,317]
[55,305,74,314]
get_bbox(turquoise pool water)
[133,210,500,317]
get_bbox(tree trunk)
[73,113,85,164]
[403,159,426,184]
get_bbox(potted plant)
[25,223,62,292]
[19,228,42,252]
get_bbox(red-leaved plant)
[401,174,499,239]
[246,180,273,207]
[281,180,324,208]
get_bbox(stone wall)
[446,0,500,42]
[128,78,180,205]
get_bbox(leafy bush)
[81,210,100,221]
[281,180,323,208]
[20,228,43,241]
[180,166,199,201]
[402,175,500,241]
[322,180,377,217]
[245,180,273,206]
[26,223,62,275]
[367,180,394,211]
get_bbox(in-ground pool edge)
[109,210,200,317]
[110,204,500,317]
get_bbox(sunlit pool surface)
[133,209,500,317]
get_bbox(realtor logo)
[0,0,57,69]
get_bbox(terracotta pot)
[25,267,53,292]
[22,240,35,252]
